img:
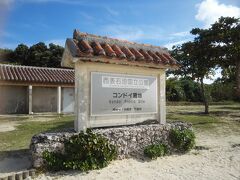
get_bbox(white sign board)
[91,72,157,116]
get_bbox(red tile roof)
[0,64,74,85]
[62,30,179,69]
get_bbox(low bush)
[169,129,195,152]
[42,129,117,171]
[144,143,169,159]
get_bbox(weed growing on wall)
[144,143,170,159]
[169,128,196,152]
[43,129,117,171]
[144,128,195,160]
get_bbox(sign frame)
[90,71,158,117]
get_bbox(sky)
[0,0,239,83]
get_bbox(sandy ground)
[36,129,240,180]
[0,121,19,132]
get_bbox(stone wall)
[30,122,191,168]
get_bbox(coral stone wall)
[30,122,191,168]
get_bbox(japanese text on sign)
[91,72,157,116]
[102,76,149,89]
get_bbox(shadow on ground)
[0,149,31,175]
[174,111,232,116]
[217,106,240,110]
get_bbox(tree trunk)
[236,60,240,100]
[200,78,209,114]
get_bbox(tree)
[27,42,49,66]
[166,77,202,102]
[47,43,64,68]
[191,17,240,100]
[220,66,236,83]
[166,78,186,101]
[4,42,64,67]
[0,48,14,63]
[13,44,29,65]
[171,40,215,114]
[180,78,202,102]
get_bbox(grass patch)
[167,101,240,106]
[167,103,240,133]
[0,115,74,153]
[167,113,217,124]
[167,113,222,130]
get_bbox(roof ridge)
[0,64,74,71]
[73,29,167,53]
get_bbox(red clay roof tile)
[63,29,179,68]
[102,43,116,57]
[130,48,144,61]
[112,44,126,59]
[79,40,93,54]
[139,49,153,62]
[0,64,74,85]
[121,46,135,60]
[91,41,105,56]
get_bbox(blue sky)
[1,0,239,50]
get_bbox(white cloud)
[102,25,166,42]
[103,25,145,41]
[203,68,222,84]
[101,25,193,49]
[171,31,190,37]
[196,0,240,27]
[163,39,191,50]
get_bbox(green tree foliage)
[166,77,235,102]
[166,78,202,102]
[48,43,64,67]
[27,42,49,66]
[191,17,240,100]
[210,80,235,101]
[169,16,240,112]
[166,78,186,101]
[0,48,14,63]
[0,42,64,67]
[170,40,215,113]
[13,44,29,65]
[179,78,203,102]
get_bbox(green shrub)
[42,151,64,171]
[42,129,117,171]
[144,143,169,159]
[169,129,195,152]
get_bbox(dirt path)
[37,126,240,180]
